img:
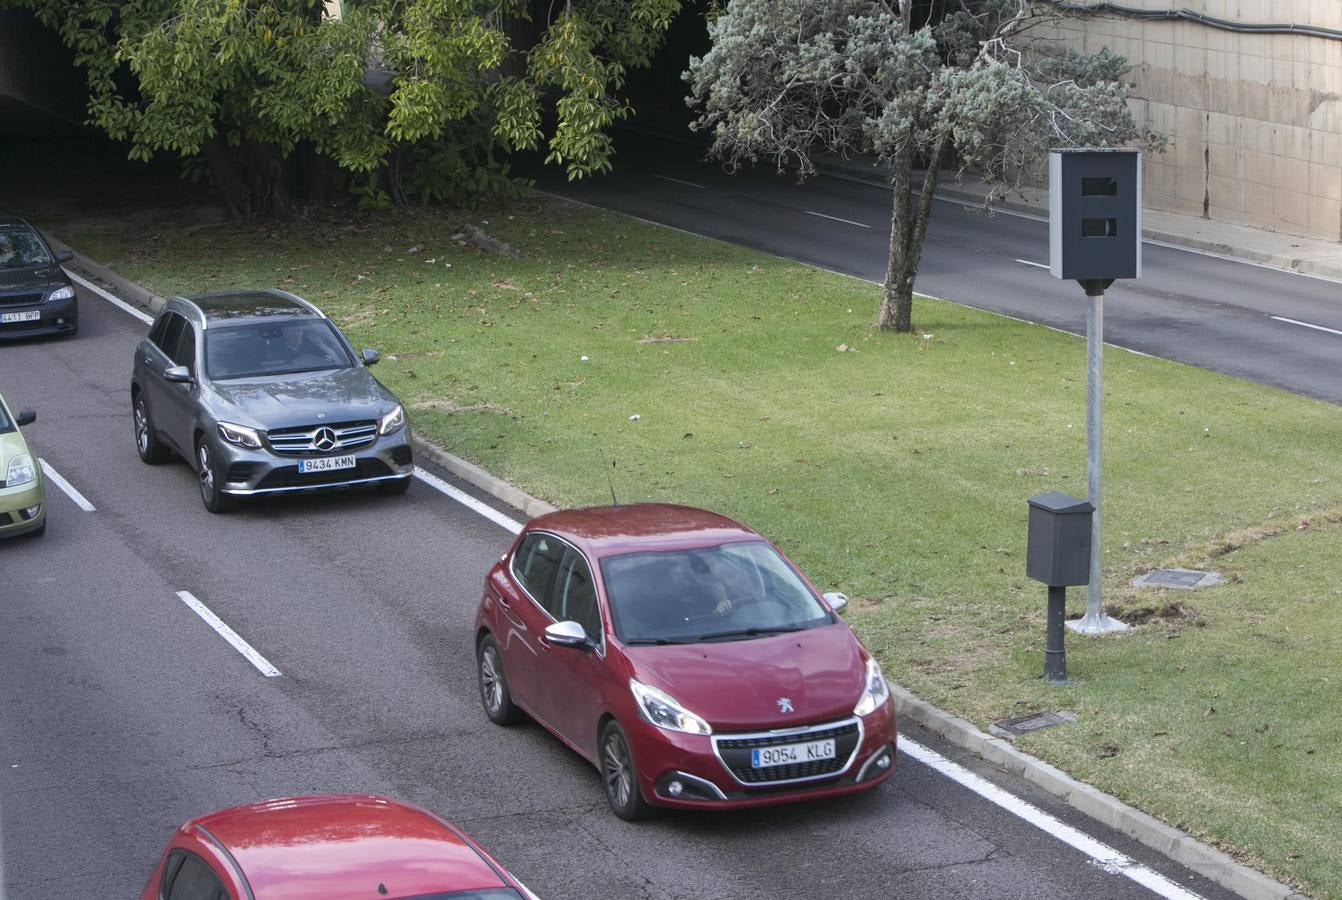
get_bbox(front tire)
[599,721,652,821]
[196,437,234,514]
[133,395,170,464]
[478,636,522,725]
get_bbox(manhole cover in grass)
[990,710,1077,738]
[1132,568,1223,590]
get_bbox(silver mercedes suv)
[130,290,413,512]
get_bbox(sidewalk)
[816,152,1342,281]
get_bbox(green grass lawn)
[60,195,1342,896]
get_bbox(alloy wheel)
[480,646,504,714]
[603,731,633,810]
[134,402,149,454]
[198,443,214,500]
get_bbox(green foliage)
[350,171,393,210]
[2,0,686,218]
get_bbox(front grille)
[714,719,861,785]
[266,420,378,455]
[0,292,43,307]
[254,458,392,490]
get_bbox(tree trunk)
[877,137,914,331]
[204,135,253,224]
[876,132,949,333]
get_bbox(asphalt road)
[0,283,1241,900]
[529,133,1342,406]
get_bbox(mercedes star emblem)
[777,697,794,714]
[314,427,337,452]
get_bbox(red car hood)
[623,623,866,732]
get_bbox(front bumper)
[0,295,78,340]
[628,699,897,810]
[212,427,414,496]
[0,478,46,537]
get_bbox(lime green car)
[0,393,44,538]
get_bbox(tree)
[685,0,1162,332]
[3,0,684,221]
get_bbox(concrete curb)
[56,238,1306,900]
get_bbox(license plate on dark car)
[751,738,836,768]
[1,310,40,324]
[298,455,356,473]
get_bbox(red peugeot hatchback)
[140,795,537,899]
[473,504,897,819]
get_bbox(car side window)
[162,850,227,900]
[513,533,564,614]
[172,321,197,371]
[557,548,602,642]
[148,313,169,347]
[155,314,184,358]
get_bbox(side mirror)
[15,408,36,427]
[54,250,74,264]
[544,620,592,650]
[361,348,380,366]
[164,365,194,385]
[823,592,849,614]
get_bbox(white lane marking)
[37,459,95,512]
[1015,258,1050,269]
[900,738,1206,900]
[653,174,706,190]
[414,466,524,535]
[175,591,281,677]
[805,210,870,229]
[64,270,154,324]
[1268,314,1342,336]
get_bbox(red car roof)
[191,795,508,899]
[526,504,761,558]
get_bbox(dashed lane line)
[413,466,524,535]
[38,459,96,512]
[1269,314,1342,337]
[804,210,870,228]
[175,591,282,677]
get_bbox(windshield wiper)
[696,625,806,642]
[623,637,696,646]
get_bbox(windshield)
[205,319,353,379]
[0,404,11,433]
[600,540,832,645]
[0,224,53,268]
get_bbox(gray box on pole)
[1049,149,1142,282]
[1026,492,1094,587]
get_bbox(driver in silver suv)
[130,289,413,512]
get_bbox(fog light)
[877,754,891,770]
[20,504,41,520]
[667,780,684,797]
[56,318,65,325]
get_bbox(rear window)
[205,319,353,379]
[0,223,52,268]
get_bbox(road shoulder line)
[58,234,1304,900]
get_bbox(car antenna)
[601,449,619,507]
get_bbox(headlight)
[48,285,75,303]
[379,404,405,435]
[5,453,36,487]
[853,656,890,717]
[629,678,712,735]
[217,422,262,449]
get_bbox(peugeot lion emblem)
[314,427,337,452]
[777,697,794,714]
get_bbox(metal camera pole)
[1068,280,1128,635]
